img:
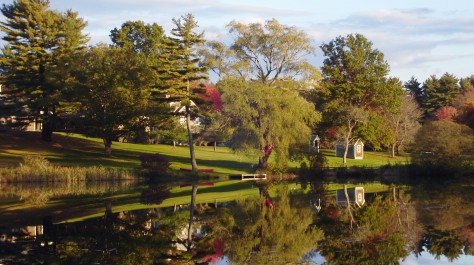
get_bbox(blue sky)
[1,0,474,83]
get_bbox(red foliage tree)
[434,106,458,121]
[200,82,223,112]
[458,99,474,129]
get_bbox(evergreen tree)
[155,14,208,172]
[404,76,424,106]
[460,75,474,91]
[0,0,88,141]
[423,73,461,116]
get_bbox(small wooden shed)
[335,139,364,159]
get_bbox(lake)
[1,178,473,264]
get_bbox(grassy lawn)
[0,131,257,175]
[1,131,409,174]
[320,149,410,168]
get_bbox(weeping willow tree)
[220,79,320,169]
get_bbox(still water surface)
[1,178,473,264]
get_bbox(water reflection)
[224,184,323,264]
[0,179,473,264]
[1,180,139,206]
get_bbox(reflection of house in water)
[0,208,164,260]
[0,225,43,244]
[336,187,365,208]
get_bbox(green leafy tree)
[204,19,320,168]
[110,20,165,58]
[155,13,208,172]
[203,18,316,84]
[198,112,231,150]
[109,20,168,143]
[411,120,474,169]
[459,75,474,91]
[157,117,188,147]
[68,45,154,156]
[319,33,403,163]
[220,79,319,169]
[0,0,88,141]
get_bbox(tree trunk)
[213,141,217,151]
[173,140,176,148]
[41,119,53,142]
[187,184,198,250]
[343,139,349,165]
[344,184,355,229]
[258,144,273,168]
[103,138,112,157]
[185,107,198,172]
[41,106,58,142]
[391,143,396,158]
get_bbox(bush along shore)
[0,155,138,183]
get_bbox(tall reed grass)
[0,155,139,183]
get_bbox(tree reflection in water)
[409,178,474,262]
[314,179,474,264]
[224,184,323,264]
[316,194,410,264]
[2,179,474,264]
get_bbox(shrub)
[0,155,136,182]
[411,120,474,169]
[139,153,170,175]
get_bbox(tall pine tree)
[156,14,208,172]
[0,0,88,141]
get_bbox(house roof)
[336,139,364,145]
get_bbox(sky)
[1,0,474,83]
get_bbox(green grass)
[288,149,410,169]
[0,131,409,176]
[0,131,256,175]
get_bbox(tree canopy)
[220,78,320,168]
[319,33,404,162]
[411,120,474,169]
[203,18,317,84]
[67,44,154,156]
[422,73,461,116]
